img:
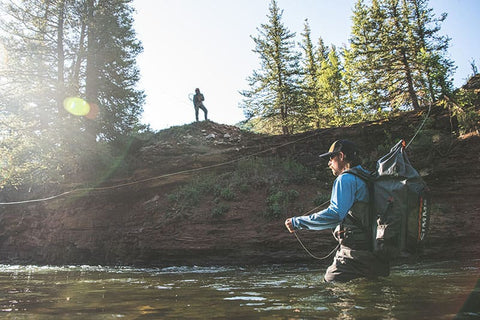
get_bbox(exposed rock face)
[0,109,479,267]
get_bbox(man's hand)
[285,218,295,233]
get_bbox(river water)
[0,260,478,319]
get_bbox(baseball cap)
[319,140,359,159]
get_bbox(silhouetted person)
[193,88,208,121]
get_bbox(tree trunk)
[56,0,65,110]
[401,49,420,110]
[71,8,87,93]
[85,0,99,141]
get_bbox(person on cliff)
[193,88,208,122]
[285,140,390,282]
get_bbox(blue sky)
[133,0,480,131]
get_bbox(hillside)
[0,105,479,268]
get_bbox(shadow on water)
[456,278,480,320]
[0,260,478,319]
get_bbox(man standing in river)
[285,140,389,282]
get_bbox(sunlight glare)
[0,42,7,68]
[85,103,99,120]
[63,97,90,116]
[0,153,13,185]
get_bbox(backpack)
[349,140,430,260]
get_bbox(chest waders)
[334,201,372,251]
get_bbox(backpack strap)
[343,168,375,251]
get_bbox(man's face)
[328,152,347,176]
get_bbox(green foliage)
[91,0,145,141]
[0,0,145,188]
[449,83,480,134]
[265,188,299,218]
[219,187,236,201]
[457,108,480,134]
[280,158,310,184]
[317,46,352,126]
[167,157,314,218]
[212,203,230,218]
[298,20,324,130]
[167,176,239,218]
[370,123,444,168]
[367,117,455,171]
[375,130,397,158]
[167,174,216,209]
[346,0,454,111]
[313,193,331,207]
[232,157,310,187]
[240,0,302,135]
[241,0,456,133]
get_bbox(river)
[0,260,478,319]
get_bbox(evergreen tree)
[406,0,455,103]
[386,0,421,110]
[84,0,145,141]
[0,0,71,185]
[240,0,302,134]
[317,46,349,126]
[347,0,385,113]
[348,0,453,112]
[299,19,327,129]
[341,45,370,123]
[0,0,144,186]
[316,37,329,63]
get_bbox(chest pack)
[348,140,430,260]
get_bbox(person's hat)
[319,140,359,159]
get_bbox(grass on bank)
[167,156,329,219]
[165,118,458,221]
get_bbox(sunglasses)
[329,153,339,160]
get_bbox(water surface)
[0,261,478,319]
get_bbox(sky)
[133,0,480,131]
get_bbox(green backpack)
[349,140,430,260]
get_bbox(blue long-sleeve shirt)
[292,166,369,231]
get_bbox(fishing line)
[291,199,341,261]
[0,129,328,206]
[158,90,193,109]
[294,232,339,261]
[293,103,433,260]
[406,101,432,149]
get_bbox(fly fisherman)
[193,88,208,122]
[285,140,390,282]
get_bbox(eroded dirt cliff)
[0,106,478,268]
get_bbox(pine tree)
[299,19,328,129]
[0,0,145,186]
[348,0,386,113]
[406,0,455,103]
[342,45,369,123]
[240,0,302,134]
[348,0,453,113]
[317,46,349,126]
[84,0,145,141]
[0,0,70,185]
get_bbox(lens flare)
[63,97,90,116]
[85,103,99,120]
